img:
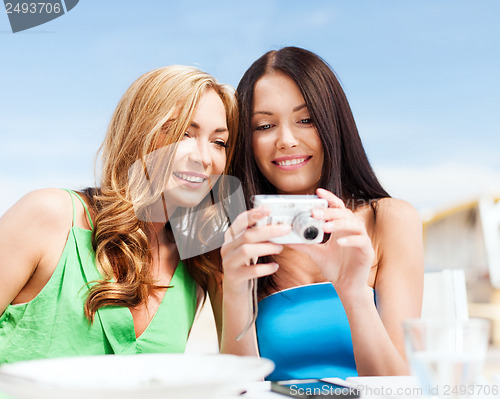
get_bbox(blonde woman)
[0,66,237,363]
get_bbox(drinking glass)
[404,318,490,399]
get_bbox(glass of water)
[404,318,490,399]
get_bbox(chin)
[273,182,317,195]
[169,190,211,209]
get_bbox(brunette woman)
[221,47,423,379]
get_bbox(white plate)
[0,353,274,399]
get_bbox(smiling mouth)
[272,156,311,167]
[173,172,207,184]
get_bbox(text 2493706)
[5,2,62,14]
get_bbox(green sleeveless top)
[0,189,197,366]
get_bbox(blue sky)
[1,0,499,215]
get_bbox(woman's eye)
[299,118,313,124]
[183,132,191,138]
[214,140,228,149]
[255,124,272,131]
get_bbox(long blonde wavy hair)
[83,66,238,321]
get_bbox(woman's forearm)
[220,288,260,356]
[338,286,410,376]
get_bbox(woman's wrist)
[222,280,251,301]
[335,283,374,311]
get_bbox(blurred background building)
[423,195,500,345]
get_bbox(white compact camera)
[253,195,328,244]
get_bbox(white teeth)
[174,172,205,183]
[277,157,307,166]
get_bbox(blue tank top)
[256,283,358,381]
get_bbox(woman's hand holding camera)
[220,208,290,296]
[289,188,375,300]
[221,188,375,300]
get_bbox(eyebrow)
[293,104,307,112]
[190,121,228,133]
[252,103,308,116]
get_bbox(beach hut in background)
[422,194,500,344]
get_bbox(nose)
[188,139,212,169]
[276,124,298,149]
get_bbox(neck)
[148,222,169,247]
[147,222,180,278]
[150,221,166,235]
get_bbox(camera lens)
[303,226,319,240]
[292,212,323,243]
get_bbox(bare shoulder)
[372,197,424,274]
[370,197,424,266]
[3,188,73,232]
[0,189,74,311]
[0,188,75,257]
[18,188,72,211]
[374,197,422,232]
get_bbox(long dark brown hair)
[232,46,390,293]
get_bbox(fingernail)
[251,207,266,219]
[260,207,272,215]
[276,245,283,252]
[337,237,348,245]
